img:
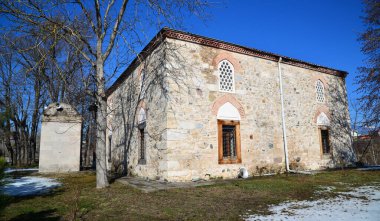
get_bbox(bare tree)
[0,0,209,188]
[0,46,37,166]
[353,0,380,165]
[0,28,91,166]
[357,0,380,132]
[0,50,16,165]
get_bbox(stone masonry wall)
[107,42,169,180]
[163,38,353,181]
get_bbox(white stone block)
[166,129,188,141]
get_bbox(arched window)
[315,80,325,103]
[218,60,235,93]
[137,108,146,125]
[316,112,330,127]
[217,102,241,121]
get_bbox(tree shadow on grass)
[8,209,60,221]
[0,187,64,219]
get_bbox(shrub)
[0,157,6,180]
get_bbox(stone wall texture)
[39,103,82,173]
[39,121,81,172]
[107,42,169,179]
[107,37,354,182]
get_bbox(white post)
[278,57,290,172]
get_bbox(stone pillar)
[39,103,82,172]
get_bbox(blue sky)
[177,0,366,113]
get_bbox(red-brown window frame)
[319,127,332,157]
[218,120,241,164]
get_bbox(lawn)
[1,169,380,221]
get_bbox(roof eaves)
[163,28,348,77]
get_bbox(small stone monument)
[39,103,82,172]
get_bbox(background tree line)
[0,26,96,167]
[0,0,209,188]
[352,0,380,165]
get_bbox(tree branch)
[102,0,129,61]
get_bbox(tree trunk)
[30,78,41,164]
[13,125,21,166]
[83,124,89,167]
[95,54,109,188]
[4,75,13,165]
[4,119,13,165]
[22,128,29,165]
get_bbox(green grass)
[1,170,380,220]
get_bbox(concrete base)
[117,176,223,193]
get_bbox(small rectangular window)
[138,128,146,164]
[218,120,241,164]
[321,129,330,154]
[108,135,112,163]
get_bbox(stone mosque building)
[106,28,354,181]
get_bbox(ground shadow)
[8,209,60,221]
[0,173,64,219]
[0,187,64,215]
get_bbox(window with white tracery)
[218,60,235,92]
[315,80,325,103]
